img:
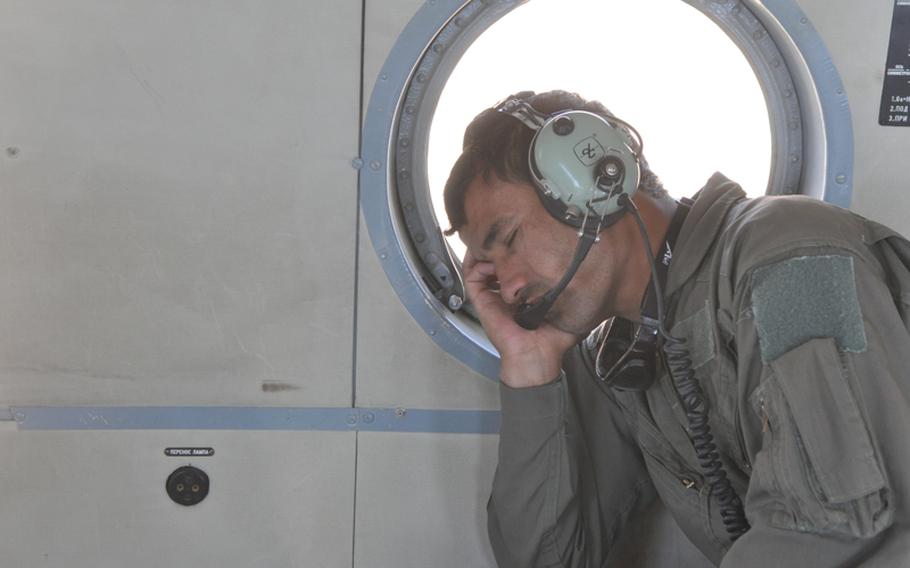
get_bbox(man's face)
[458,175,617,335]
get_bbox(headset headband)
[494,96,643,233]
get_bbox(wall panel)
[354,432,499,568]
[0,430,356,567]
[0,0,362,407]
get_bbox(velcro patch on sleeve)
[751,255,867,362]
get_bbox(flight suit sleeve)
[487,372,652,568]
[721,250,910,566]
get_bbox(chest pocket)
[749,337,891,538]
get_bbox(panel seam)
[351,0,367,410]
[352,2,366,567]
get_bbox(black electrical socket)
[166,466,210,506]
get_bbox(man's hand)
[463,251,580,388]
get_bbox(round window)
[428,0,774,258]
[360,0,853,380]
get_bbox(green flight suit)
[488,173,910,567]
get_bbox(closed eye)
[506,228,519,248]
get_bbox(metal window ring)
[360,0,853,380]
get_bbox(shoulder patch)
[751,255,867,362]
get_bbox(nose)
[497,262,529,306]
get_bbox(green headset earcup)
[529,110,640,228]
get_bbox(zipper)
[723,370,753,474]
[633,400,702,491]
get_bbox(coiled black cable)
[662,334,750,539]
[619,193,750,541]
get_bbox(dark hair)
[443,90,668,235]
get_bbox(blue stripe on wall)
[9,406,501,434]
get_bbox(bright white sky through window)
[428,0,771,258]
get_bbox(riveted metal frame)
[360,0,854,380]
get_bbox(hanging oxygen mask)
[494,96,751,541]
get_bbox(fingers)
[462,250,476,272]
[464,263,501,307]
[462,251,496,286]
[462,254,497,291]
[459,251,579,376]
[461,255,515,327]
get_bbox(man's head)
[445,90,672,333]
[444,90,668,237]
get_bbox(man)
[444,90,910,567]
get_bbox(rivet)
[732,4,741,14]
[380,73,388,81]
[399,169,410,180]
[399,137,410,148]
[800,17,808,24]
[772,58,780,68]
[416,73,426,84]
[363,412,375,424]
[836,174,847,184]
[433,43,444,53]
[403,202,414,212]
[14,412,25,422]
[836,87,844,95]
[454,16,464,27]
[753,30,764,41]
[347,414,358,425]
[415,232,425,243]
[395,407,407,417]
[380,253,388,260]
[790,154,800,163]
[784,89,793,98]
[448,295,463,310]
[429,329,436,336]
[351,157,364,169]
[369,160,381,170]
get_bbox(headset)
[494,95,657,388]
[494,97,642,234]
[494,94,751,540]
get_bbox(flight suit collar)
[664,172,747,297]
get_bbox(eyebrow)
[482,220,504,251]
